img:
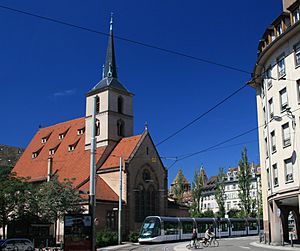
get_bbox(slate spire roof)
[87,15,131,96]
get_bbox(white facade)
[249,0,300,244]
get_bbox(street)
[99,236,299,251]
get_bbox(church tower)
[85,17,134,148]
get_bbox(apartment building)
[248,0,300,245]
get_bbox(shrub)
[96,230,118,247]
[128,231,139,243]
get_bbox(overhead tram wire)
[0,4,251,75]
[167,106,300,170]
[156,83,249,147]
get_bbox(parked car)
[0,238,34,251]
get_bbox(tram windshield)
[140,217,161,238]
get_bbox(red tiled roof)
[13,117,143,201]
[101,135,142,169]
[13,117,106,187]
[80,176,119,202]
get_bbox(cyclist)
[204,226,215,244]
[191,228,197,247]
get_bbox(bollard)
[290,233,293,247]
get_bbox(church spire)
[103,13,117,79]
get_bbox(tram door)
[163,220,179,241]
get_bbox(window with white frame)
[284,158,293,182]
[273,163,278,186]
[271,131,276,152]
[282,122,291,147]
[294,43,300,67]
[293,8,300,23]
[277,55,286,78]
[280,87,288,111]
[269,98,274,119]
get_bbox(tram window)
[248,221,257,230]
[197,222,211,233]
[220,222,228,232]
[164,221,178,235]
[140,218,161,238]
[182,221,194,234]
[232,221,246,231]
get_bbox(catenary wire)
[0,4,251,75]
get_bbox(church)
[12,18,187,241]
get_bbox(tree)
[35,175,83,240]
[36,175,83,222]
[190,167,206,217]
[0,167,33,239]
[237,147,253,217]
[215,167,226,218]
[170,169,186,203]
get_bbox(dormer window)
[68,140,79,152]
[293,8,300,24]
[276,24,282,36]
[49,148,55,156]
[41,137,47,144]
[59,133,65,140]
[32,147,43,159]
[77,128,85,136]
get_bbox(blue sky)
[0,0,282,185]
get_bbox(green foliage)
[237,147,253,217]
[96,230,118,247]
[227,209,240,218]
[35,175,83,223]
[190,168,205,216]
[201,209,215,218]
[128,231,139,243]
[171,169,186,203]
[215,167,226,218]
[0,167,33,238]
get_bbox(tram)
[138,216,261,243]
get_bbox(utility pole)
[89,96,97,251]
[118,157,122,245]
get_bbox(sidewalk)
[250,241,300,251]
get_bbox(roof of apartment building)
[13,117,143,202]
[0,144,24,169]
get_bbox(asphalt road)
[99,236,300,251]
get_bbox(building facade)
[200,166,261,215]
[11,18,174,241]
[249,0,300,245]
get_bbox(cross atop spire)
[103,14,117,79]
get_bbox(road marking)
[239,246,251,249]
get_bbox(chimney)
[47,157,53,182]
[282,0,296,11]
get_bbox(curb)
[250,241,300,251]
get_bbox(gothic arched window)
[117,96,123,114]
[96,96,100,114]
[135,182,158,222]
[95,119,100,136]
[117,120,124,137]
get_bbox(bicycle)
[202,236,219,247]
[186,239,201,249]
